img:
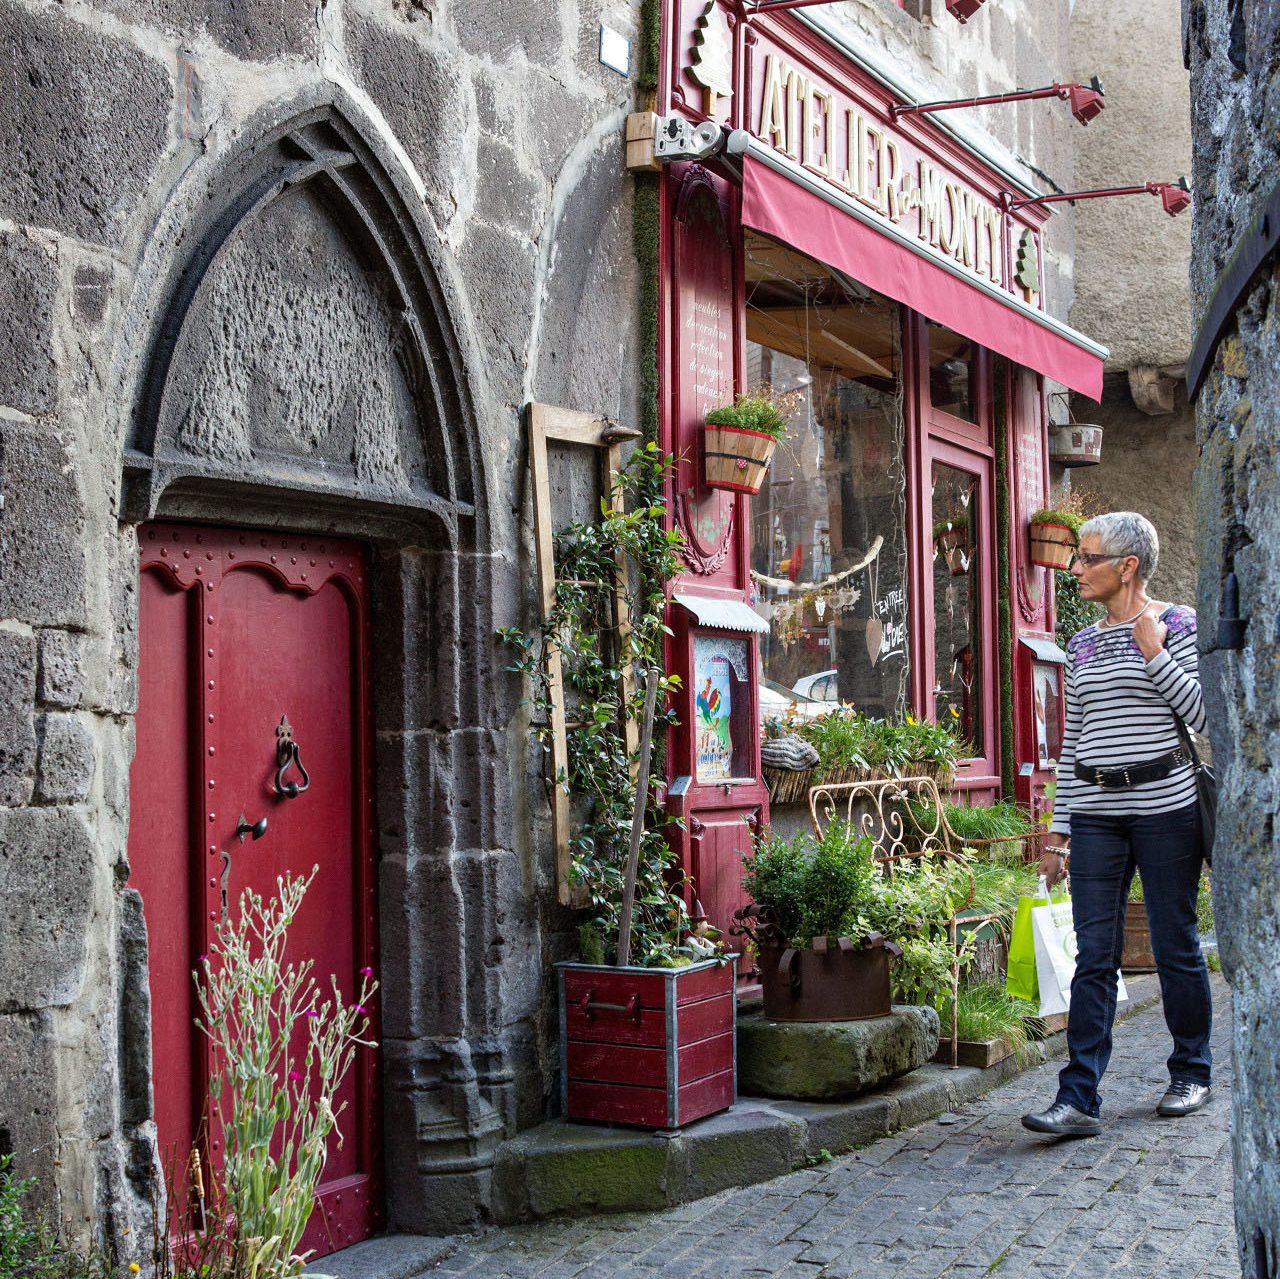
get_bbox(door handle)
[236,813,268,842]
[274,715,311,799]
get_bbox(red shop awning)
[741,153,1105,400]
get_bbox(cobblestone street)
[424,976,1236,1279]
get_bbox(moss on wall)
[633,173,661,444]
[994,364,1016,799]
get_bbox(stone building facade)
[1,0,1099,1263]
[1068,0,1197,608]
[1185,1,1280,1275]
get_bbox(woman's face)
[1071,533,1135,603]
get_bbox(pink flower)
[360,966,373,978]
[288,1070,301,1081]
[303,1011,319,1019]
[197,954,208,963]
[355,1005,367,1015]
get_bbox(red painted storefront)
[655,1,1105,957]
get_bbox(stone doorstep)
[310,974,1161,1279]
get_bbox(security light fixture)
[1003,177,1193,219]
[890,77,1106,126]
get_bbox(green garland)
[632,174,661,444]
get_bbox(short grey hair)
[1080,511,1160,582]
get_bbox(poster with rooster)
[694,636,747,781]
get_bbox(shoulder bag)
[1160,609,1217,865]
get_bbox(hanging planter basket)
[1029,521,1077,570]
[704,424,778,495]
[1049,423,1104,468]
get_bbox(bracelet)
[1043,845,1069,856]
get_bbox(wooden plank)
[674,1032,733,1084]
[930,1038,1016,1069]
[675,1070,735,1126]
[562,968,670,1009]
[566,1041,669,1088]
[676,993,736,1043]
[566,1080,670,1127]
[673,962,736,1006]
[525,403,643,910]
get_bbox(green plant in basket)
[704,389,794,441]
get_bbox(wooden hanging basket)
[704,424,778,495]
[1029,521,1077,570]
[1048,423,1104,468]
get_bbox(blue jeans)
[1055,803,1211,1116]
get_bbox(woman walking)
[1022,511,1212,1137]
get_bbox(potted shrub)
[703,390,792,495]
[502,446,736,1129]
[734,822,904,1021]
[1028,506,1084,570]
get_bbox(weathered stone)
[492,1121,674,1221]
[91,0,315,62]
[345,10,473,235]
[0,0,170,246]
[0,807,95,1011]
[0,630,37,806]
[737,1004,940,1100]
[0,420,89,628]
[70,264,110,329]
[35,712,96,803]
[680,1105,797,1201]
[37,629,87,709]
[0,232,57,415]
[451,0,563,63]
[457,221,536,394]
[0,1011,59,1210]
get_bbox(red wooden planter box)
[557,957,737,1129]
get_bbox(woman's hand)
[1133,609,1168,661]
[1039,835,1070,887]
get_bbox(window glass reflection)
[931,462,982,751]
[745,233,909,722]
[927,321,976,422]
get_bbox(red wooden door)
[128,522,381,1258]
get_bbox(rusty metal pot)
[1121,900,1157,972]
[758,935,900,1022]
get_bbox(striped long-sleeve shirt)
[1050,604,1206,836]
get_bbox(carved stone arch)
[123,102,483,547]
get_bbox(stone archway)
[121,102,510,1238]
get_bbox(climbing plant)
[501,445,697,968]
[1054,568,1102,647]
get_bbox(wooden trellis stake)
[526,403,642,907]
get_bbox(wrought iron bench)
[808,775,1012,1068]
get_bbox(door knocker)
[274,715,311,798]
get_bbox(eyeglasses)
[1070,552,1121,568]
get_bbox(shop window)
[745,233,909,722]
[930,461,982,751]
[927,320,977,422]
[694,634,753,782]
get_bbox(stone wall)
[0,0,646,1251]
[1185,1,1280,1276]
[0,0,1090,1255]
[1068,375,1198,609]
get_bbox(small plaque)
[599,24,630,76]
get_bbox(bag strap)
[1158,606,1206,773]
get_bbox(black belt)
[1076,748,1191,791]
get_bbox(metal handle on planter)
[578,992,642,1022]
[778,947,801,990]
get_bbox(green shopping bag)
[1006,877,1069,1002]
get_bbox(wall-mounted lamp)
[890,77,1105,126]
[1002,177,1192,219]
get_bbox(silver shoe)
[1021,1101,1103,1137]
[1157,1080,1212,1117]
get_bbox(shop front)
[653,2,1106,954]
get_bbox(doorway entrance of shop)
[127,522,381,1260]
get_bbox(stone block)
[344,10,472,236]
[474,138,544,231]
[95,0,315,62]
[451,0,563,63]
[0,419,89,628]
[736,1004,940,1101]
[492,1121,674,1221]
[679,1105,797,1200]
[35,712,96,803]
[0,1011,59,1210]
[0,0,170,247]
[457,221,537,398]
[879,1063,959,1131]
[0,232,57,415]
[0,807,95,1011]
[768,1095,898,1156]
[0,629,37,806]
[37,629,87,708]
